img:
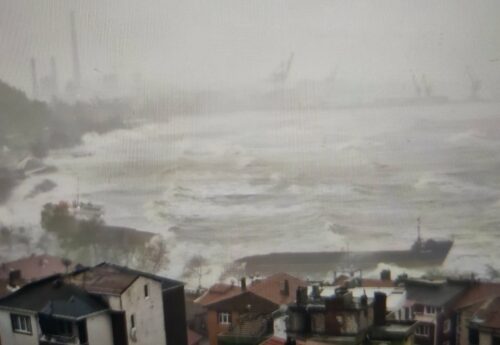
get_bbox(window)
[469,328,479,345]
[11,314,32,335]
[416,325,431,336]
[144,284,149,298]
[56,319,73,336]
[77,320,88,344]
[425,306,439,314]
[130,314,136,328]
[218,312,231,325]
[443,319,450,333]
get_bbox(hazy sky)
[1,0,499,96]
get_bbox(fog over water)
[3,101,500,282]
[1,0,500,285]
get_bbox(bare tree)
[183,255,210,290]
[135,235,170,273]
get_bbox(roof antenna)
[417,216,422,243]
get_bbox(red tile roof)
[196,273,306,308]
[203,291,279,315]
[249,273,306,305]
[0,255,70,282]
[473,296,500,329]
[453,282,500,310]
[195,283,242,306]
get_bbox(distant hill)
[0,80,51,153]
[0,79,126,157]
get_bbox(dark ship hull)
[236,239,453,277]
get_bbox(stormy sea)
[2,101,500,285]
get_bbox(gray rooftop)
[0,275,108,320]
[405,279,467,307]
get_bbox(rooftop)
[404,279,467,307]
[470,296,500,330]
[249,273,306,305]
[66,262,183,295]
[195,283,242,306]
[196,273,306,307]
[453,282,500,310]
[0,275,108,320]
[0,254,71,281]
[204,291,278,314]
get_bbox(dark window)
[56,319,73,337]
[144,284,149,298]
[469,328,479,345]
[131,314,136,328]
[416,325,431,336]
[77,320,88,344]
[11,314,32,335]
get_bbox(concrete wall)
[121,276,167,345]
[86,312,114,345]
[479,331,492,345]
[457,309,476,345]
[106,295,122,311]
[273,315,287,339]
[0,310,39,345]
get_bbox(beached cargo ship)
[236,223,453,277]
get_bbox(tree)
[134,235,170,273]
[183,255,210,290]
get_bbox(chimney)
[380,270,391,281]
[30,58,39,99]
[8,269,21,287]
[281,279,290,296]
[373,292,387,326]
[296,286,307,305]
[70,11,81,87]
[50,56,58,96]
[241,277,246,291]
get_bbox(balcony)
[412,312,436,323]
[39,334,88,345]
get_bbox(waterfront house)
[0,262,187,345]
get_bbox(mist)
[1,0,500,103]
[2,1,500,285]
